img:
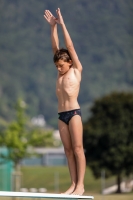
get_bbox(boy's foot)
[62,184,76,195]
[71,186,84,196]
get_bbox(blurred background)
[0,0,133,199]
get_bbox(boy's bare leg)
[69,115,86,195]
[58,120,77,194]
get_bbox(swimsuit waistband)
[58,108,81,114]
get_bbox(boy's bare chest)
[56,72,77,90]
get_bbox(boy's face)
[55,59,72,75]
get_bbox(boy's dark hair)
[53,48,72,63]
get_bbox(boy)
[44,8,86,195]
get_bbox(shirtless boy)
[44,8,86,195]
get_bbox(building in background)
[21,147,67,166]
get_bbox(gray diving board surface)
[0,191,94,199]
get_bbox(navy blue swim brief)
[58,109,81,125]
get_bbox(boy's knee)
[64,147,74,157]
[73,146,83,157]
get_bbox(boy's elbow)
[79,65,83,72]
[76,62,83,72]
[52,47,58,54]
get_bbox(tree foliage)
[1,99,55,169]
[83,92,133,193]
[3,99,28,168]
[28,128,55,147]
[0,0,133,127]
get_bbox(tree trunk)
[116,174,122,193]
[12,163,22,200]
[12,163,22,191]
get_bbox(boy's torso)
[56,67,81,112]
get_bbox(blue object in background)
[0,147,14,191]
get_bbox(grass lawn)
[1,166,131,200]
[21,166,132,195]
[21,166,105,193]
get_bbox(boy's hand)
[44,10,56,26]
[55,8,64,25]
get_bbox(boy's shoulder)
[70,67,82,81]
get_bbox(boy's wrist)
[60,22,65,27]
[51,23,57,28]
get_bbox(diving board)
[0,191,94,199]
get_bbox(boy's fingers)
[44,15,48,21]
[45,10,53,18]
[47,10,52,16]
[58,8,61,14]
[56,9,58,15]
[45,10,51,17]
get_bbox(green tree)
[3,99,56,166]
[28,128,55,147]
[3,99,28,170]
[2,99,55,191]
[83,92,133,193]
[1,99,28,191]
[0,118,8,145]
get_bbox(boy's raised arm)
[44,10,59,54]
[55,8,82,72]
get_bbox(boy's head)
[53,48,72,63]
[53,48,72,75]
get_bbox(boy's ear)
[69,60,73,64]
